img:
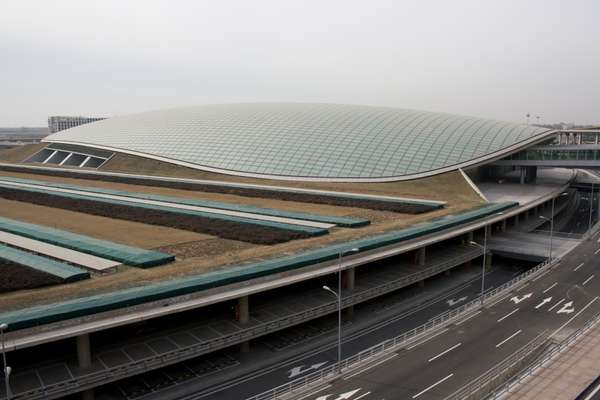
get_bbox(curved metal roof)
[44,103,553,182]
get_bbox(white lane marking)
[510,293,532,304]
[497,308,519,322]
[343,353,397,380]
[412,373,454,398]
[543,282,558,293]
[455,310,482,326]
[428,343,462,362]
[295,384,331,400]
[574,263,585,272]
[535,297,553,309]
[548,298,565,312]
[406,329,449,350]
[583,379,600,400]
[551,297,599,337]
[595,249,600,255]
[354,392,372,400]
[583,275,595,286]
[496,330,522,348]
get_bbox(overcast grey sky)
[1,0,599,126]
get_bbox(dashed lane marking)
[574,263,585,272]
[497,308,519,322]
[583,275,595,286]
[496,330,522,348]
[428,343,462,362]
[543,282,558,293]
[412,374,454,398]
[549,298,565,312]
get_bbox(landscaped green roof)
[44,103,553,182]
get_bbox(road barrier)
[443,332,550,400]
[247,257,559,400]
[484,310,600,400]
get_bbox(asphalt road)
[181,264,527,400]
[306,231,600,400]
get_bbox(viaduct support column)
[415,247,426,286]
[501,219,507,232]
[76,334,94,400]
[520,167,526,184]
[343,268,355,319]
[237,296,250,353]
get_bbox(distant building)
[48,116,107,133]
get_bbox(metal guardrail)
[443,332,550,400]
[247,257,558,400]
[4,247,483,400]
[485,310,600,400]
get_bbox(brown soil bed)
[0,259,62,293]
[0,163,437,213]
[0,187,320,245]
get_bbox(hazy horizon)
[2,0,599,126]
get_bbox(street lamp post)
[540,192,569,260]
[588,183,595,237]
[469,213,503,305]
[322,247,359,373]
[0,323,11,400]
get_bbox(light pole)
[588,183,595,237]
[470,213,503,305]
[322,247,359,373]
[0,322,11,400]
[540,192,569,260]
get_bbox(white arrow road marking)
[446,296,468,306]
[496,330,522,348]
[288,362,328,378]
[510,293,532,304]
[548,298,565,312]
[497,308,519,322]
[317,389,362,400]
[543,283,558,293]
[574,263,585,272]
[535,297,553,309]
[428,343,462,362]
[412,374,454,398]
[557,301,575,314]
[583,275,595,286]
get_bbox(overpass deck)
[0,244,483,400]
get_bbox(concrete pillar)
[77,334,92,369]
[485,253,493,271]
[237,296,250,353]
[343,268,355,318]
[501,219,507,232]
[467,231,474,243]
[414,247,426,266]
[520,167,526,184]
[237,296,249,325]
[76,334,94,400]
[485,224,492,239]
[514,214,520,226]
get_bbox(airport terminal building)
[0,103,597,400]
